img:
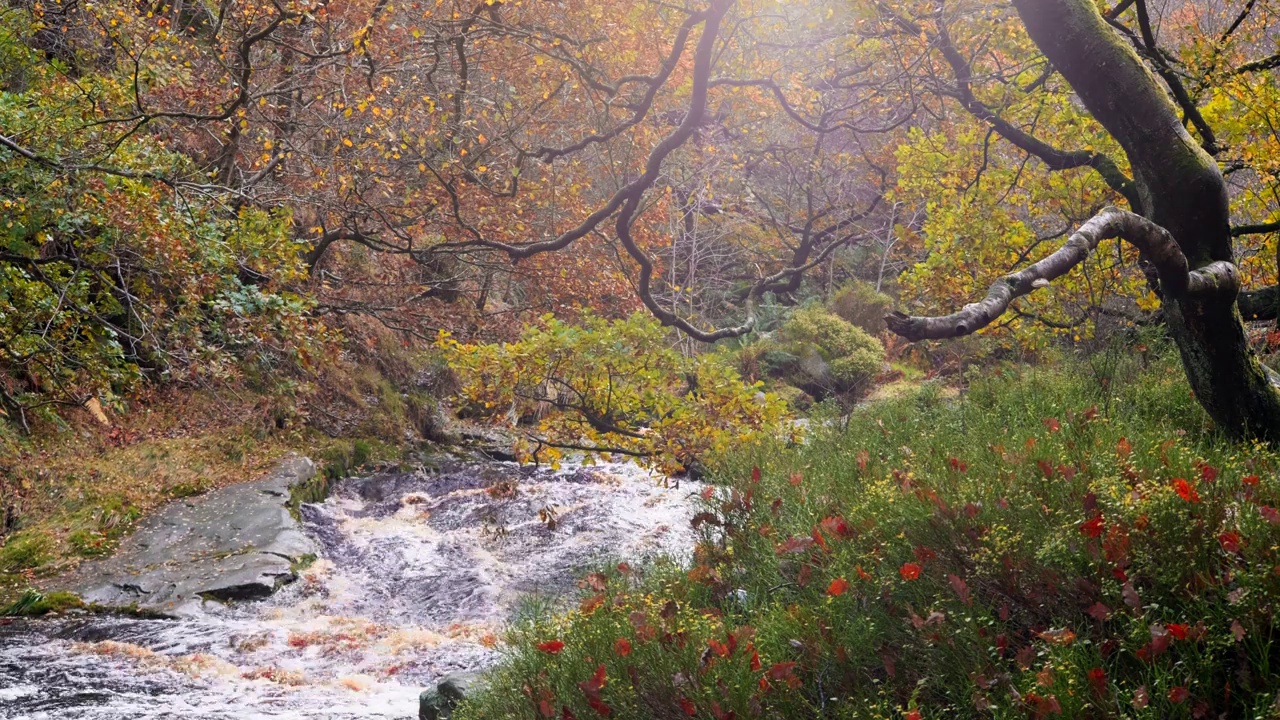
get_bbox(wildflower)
[827,578,849,597]
[899,562,922,581]
[1168,686,1189,704]
[613,638,631,657]
[1219,531,1241,553]
[1166,623,1189,640]
[537,640,566,655]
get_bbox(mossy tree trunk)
[1011,0,1280,439]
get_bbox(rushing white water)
[0,460,704,720]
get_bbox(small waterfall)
[0,460,703,720]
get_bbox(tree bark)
[1011,0,1280,438]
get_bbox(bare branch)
[886,207,1239,340]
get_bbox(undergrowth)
[458,342,1280,719]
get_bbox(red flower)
[1243,474,1261,487]
[1168,686,1190,704]
[538,640,566,655]
[1200,464,1218,483]
[906,711,922,720]
[827,577,849,597]
[613,638,632,657]
[949,457,967,473]
[1043,417,1061,433]
[1260,506,1280,524]
[899,563,922,581]
[1086,667,1106,692]
[1171,478,1201,503]
[678,697,697,716]
[1219,531,1241,553]
[1079,514,1105,538]
[1166,623,1189,640]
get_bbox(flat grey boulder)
[56,455,319,615]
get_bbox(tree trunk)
[1011,0,1280,439]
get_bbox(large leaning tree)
[882,0,1280,441]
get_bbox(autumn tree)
[871,0,1280,439]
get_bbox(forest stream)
[0,459,702,719]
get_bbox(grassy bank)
[0,390,402,606]
[457,343,1280,719]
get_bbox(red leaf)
[827,577,849,597]
[811,526,829,552]
[1169,686,1190,704]
[1132,685,1149,709]
[585,697,612,717]
[1219,531,1241,553]
[948,574,972,606]
[583,664,606,692]
[751,466,761,483]
[899,562,922,581]
[775,536,815,555]
[1260,506,1280,524]
[1079,514,1105,538]
[1043,417,1061,433]
[678,697,697,716]
[1171,478,1201,503]
[1116,437,1132,458]
[1200,464,1218,483]
[1086,667,1106,692]
[538,640,566,655]
[766,661,797,680]
[856,449,870,471]
[819,515,852,539]
[1086,602,1111,622]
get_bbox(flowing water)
[0,460,703,719]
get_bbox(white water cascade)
[0,460,704,720]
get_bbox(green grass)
[458,343,1280,720]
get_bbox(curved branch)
[885,207,1239,340]
[927,20,1143,210]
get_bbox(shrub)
[829,280,894,334]
[443,312,793,474]
[780,305,884,391]
[457,348,1280,720]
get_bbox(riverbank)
[0,388,405,607]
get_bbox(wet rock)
[455,425,517,462]
[53,455,319,615]
[420,671,482,720]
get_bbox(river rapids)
[0,460,703,719]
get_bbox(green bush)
[458,348,1280,720]
[780,305,884,390]
[829,280,894,334]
